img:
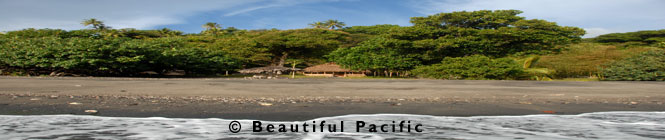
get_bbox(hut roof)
[238,66,301,74]
[304,63,357,72]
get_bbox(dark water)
[1,112,664,140]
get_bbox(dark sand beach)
[0,76,663,121]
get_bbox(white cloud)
[410,0,665,37]
[0,0,307,31]
[224,5,283,17]
[584,28,615,38]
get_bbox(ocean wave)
[1,111,664,140]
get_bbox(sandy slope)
[0,76,663,121]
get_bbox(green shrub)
[600,50,665,81]
[512,56,555,80]
[161,46,238,74]
[410,55,522,80]
[0,37,239,76]
[593,29,665,45]
[657,42,665,49]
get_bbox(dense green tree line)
[2,10,662,80]
[0,21,351,76]
[591,29,665,48]
[600,50,665,81]
[329,10,585,78]
[0,37,238,76]
[410,55,523,80]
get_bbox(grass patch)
[553,77,600,81]
[534,43,655,78]
[343,76,410,79]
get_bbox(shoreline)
[1,77,664,121]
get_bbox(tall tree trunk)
[276,52,289,67]
[291,62,296,79]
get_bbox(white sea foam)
[1,112,664,140]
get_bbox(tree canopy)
[329,10,585,73]
[591,29,665,48]
[0,10,613,79]
[327,37,421,73]
[252,29,350,66]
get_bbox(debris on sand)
[392,103,402,106]
[49,95,58,99]
[543,111,556,114]
[29,98,41,101]
[629,101,639,105]
[518,101,532,104]
[84,110,98,114]
[69,102,82,105]
[258,102,273,106]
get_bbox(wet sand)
[0,76,664,121]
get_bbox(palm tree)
[308,21,325,29]
[202,22,222,35]
[81,18,109,30]
[324,19,346,30]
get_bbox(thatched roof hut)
[303,63,355,73]
[303,63,366,77]
[238,66,300,74]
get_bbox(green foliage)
[341,24,402,35]
[324,10,583,79]
[327,37,421,72]
[117,28,176,39]
[411,10,525,29]
[4,28,183,39]
[392,10,585,64]
[0,37,239,76]
[3,28,69,38]
[600,50,665,81]
[410,55,523,80]
[5,12,655,81]
[209,35,272,66]
[252,29,350,66]
[592,29,665,47]
[534,43,652,78]
[161,46,238,74]
[514,56,554,80]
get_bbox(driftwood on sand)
[238,66,301,74]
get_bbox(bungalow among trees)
[303,63,366,77]
[239,66,300,79]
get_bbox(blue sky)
[1,0,664,37]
